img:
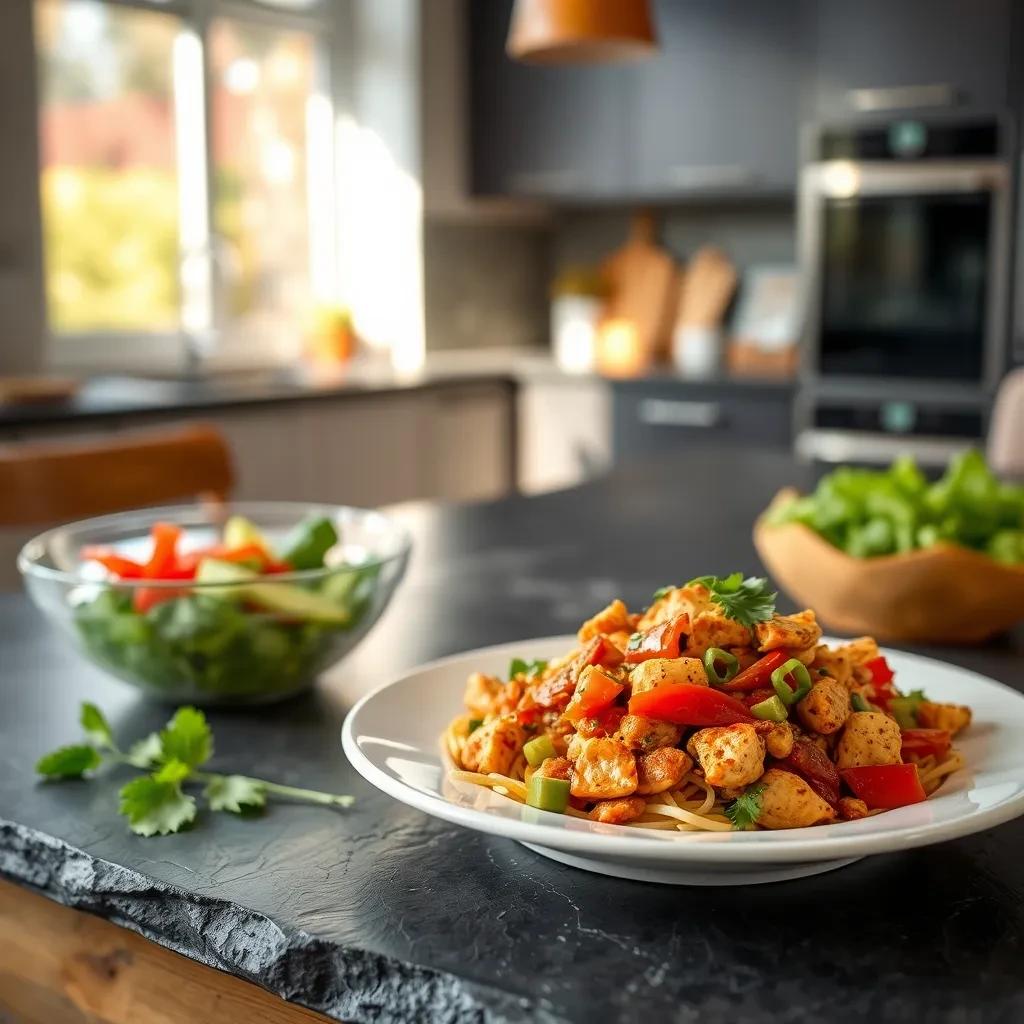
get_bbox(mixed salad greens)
[766,450,1024,563]
[75,514,378,700]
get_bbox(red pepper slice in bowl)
[841,763,927,809]
[780,740,841,806]
[629,683,755,726]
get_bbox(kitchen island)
[2,448,1023,1024]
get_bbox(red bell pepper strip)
[900,728,952,760]
[780,740,841,806]
[629,683,755,726]
[563,667,624,724]
[721,650,790,692]
[841,763,927,809]
[80,547,145,579]
[585,635,625,670]
[865,656,894,686]
[623,615,689,664]
[143,523,183,579]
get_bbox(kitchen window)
[34,0,336,370]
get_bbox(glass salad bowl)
[18,502,411,706]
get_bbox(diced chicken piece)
[589,796,647,825]
[461,718,528,775]
[566,734,585,761]
[629,656,706,695]
[754,610,822,653]
[756,768,837,829]
[811,645,853,688]
[916,702,972,736]
[635,747,692,795]
[835,712,903,769]
[796,676,851,736]
[616,713,682,752]
[636,585,713,632]
[536,756,571,781]
[464,672,518,718]
[756,721,795,759]
[837,796,869,821]
[605,630,633,654]
[683,611,752,659]
[843,636,881,667]
[578,599,632,643]
[570,737,638,800]
[687,724,766,789]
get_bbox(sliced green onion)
[523,734,556,768]
[771,658,812,705]
[526,774,570,813]
[850,693,870,713]
[888,696,919,729]
[467,718,483,734]
[703,647,739,685]
[751,694,789,722]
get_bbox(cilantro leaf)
[126,733,163,769]
[118,760,196,836]
[687,573,777,629]
[80,703,116,751]
[725,783,764,831]
[651,585,675,603]
[203,775,267,814]
[158,707,212,769]
[508,658,547,681]
[36,744,102,779]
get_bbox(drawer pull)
[638,399,722,429]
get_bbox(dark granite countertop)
[3,448,1022,1024]
[0,350,795,430]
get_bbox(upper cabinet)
[810,0,1012,117]
[468,0,637,199]
[630,0,806,197]
[467,0,1015,202]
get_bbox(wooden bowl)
[754,489,1024,644]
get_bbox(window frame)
[37,0,339,373]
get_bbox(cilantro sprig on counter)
[725,783,764,831]
[36,703,353,837]
[687,573,777,629]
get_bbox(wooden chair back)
[0,424,234,528]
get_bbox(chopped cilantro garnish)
[725,783,764,831]
[509,658,548,681]
[687,573,777,629]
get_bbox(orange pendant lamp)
[507,0,657,64]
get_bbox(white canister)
[672,324,723,378]
[551,295,602,374]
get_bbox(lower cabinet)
[0,382,517,590]
[612,380,795,458]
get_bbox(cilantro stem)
[193,772,354,808]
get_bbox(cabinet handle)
[638,398,723,429]
[848,84,958,112]
[665,164,756,189]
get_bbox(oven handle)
[804,160,1009,197]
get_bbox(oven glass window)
[819,193,990,379]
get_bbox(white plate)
[342,636,1024,885]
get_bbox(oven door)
[799,161,1011,388]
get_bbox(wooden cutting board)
[600,213,677,367]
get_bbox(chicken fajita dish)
[446,574,970,832]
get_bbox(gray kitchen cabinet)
[631,0,806,196]
[468,0,636,198]
[811,0,1012,117]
